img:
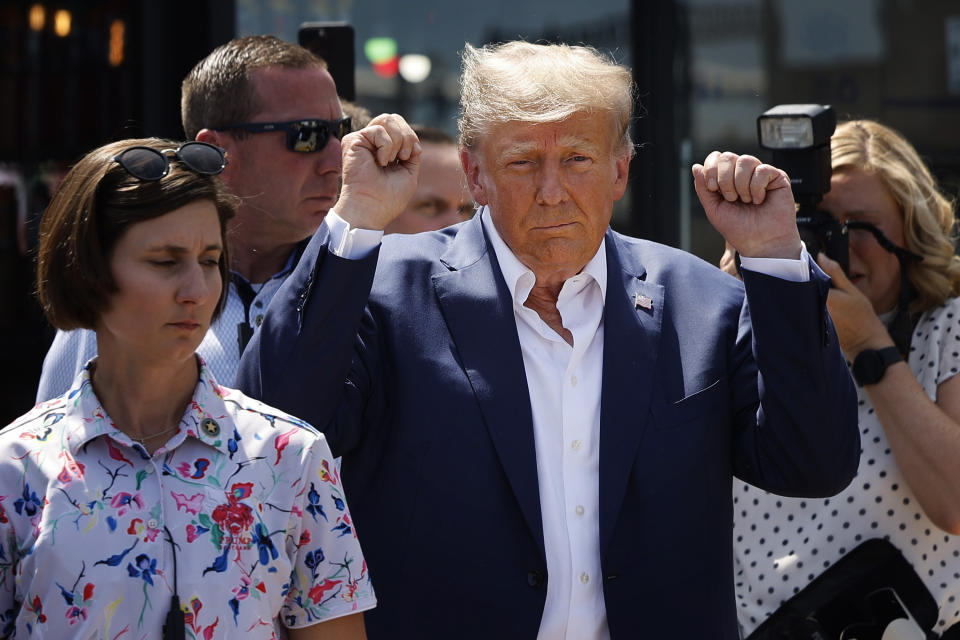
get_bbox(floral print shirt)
[0,358,375,639]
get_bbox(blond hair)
[831,120,960,312]
[458,41,634,153]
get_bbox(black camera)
[757,104,847,273]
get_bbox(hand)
[692,152,801,259]
[719,241,741,280]
[816,253,894,357]
[337,113,421,230]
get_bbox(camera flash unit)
[758,104,835,150]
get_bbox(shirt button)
[580,572,590,585]
[255,314,264,327]
[570,375,578,386]
[147,519,159,529]
[571,440,582,451]
[575,505,585,516]
[527,570,545,589]
[200,418,221,437]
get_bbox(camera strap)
[888,258,921,359]
[889,285,917,358]
[842,221,922,358]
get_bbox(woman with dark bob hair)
[0,138,373,639]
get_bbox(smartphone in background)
[298,22,356,102]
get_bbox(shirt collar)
[479,205,607,306]
[65,356,234,457]
[230,236,308,287]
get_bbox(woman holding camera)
[0,138,373,638]
[730,120,960,636]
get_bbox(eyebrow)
[500,136,601,157]
[500,142,540,157]
[836,209,883,219]
[145,243,223,254]
[556,135,600,151]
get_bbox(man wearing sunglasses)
[37,36,354,400]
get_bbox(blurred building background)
[1,0,959,423]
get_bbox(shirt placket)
[560,328,602,637]
[252,273,288,331]
[518,307,571,638]
[120,442,170,604]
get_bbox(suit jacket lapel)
[432,213,545,556]
[599,232,664,555]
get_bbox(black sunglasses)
[114,142,227,181]
[215,117,352,153]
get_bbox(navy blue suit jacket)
[237,210,859,638]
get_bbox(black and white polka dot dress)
[733,296,960,636]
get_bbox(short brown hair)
[36,138,237,330]
[341,100,373,132]
[181,35,326,140]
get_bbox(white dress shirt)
[482,211,610,639]
[326,205,811,639]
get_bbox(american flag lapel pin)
[633,292,653,310]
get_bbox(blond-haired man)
[239,41,858,638]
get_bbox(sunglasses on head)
[215,117,352,153]
[114,142,228,181]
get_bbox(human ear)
[460,147,489,206]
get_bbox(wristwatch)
[851,346,903,386]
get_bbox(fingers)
[733,155,758,203]
[356,113,422,167]
[714,153,755,202]
[718,242,741,280]
[815,252,842,279]
[690,163,719,210]
[816,253,856,292]
[336,113,423,231]
[697,151,791,205]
